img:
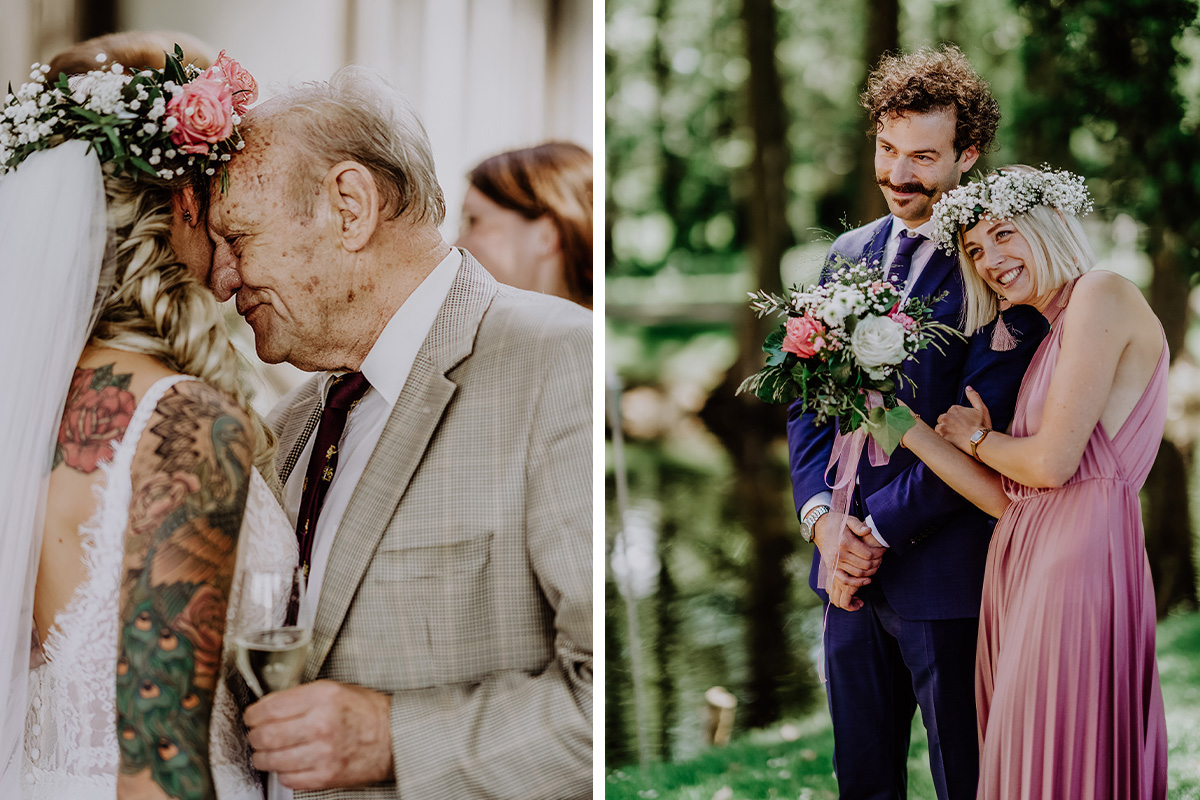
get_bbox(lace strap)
[96,373,200,545]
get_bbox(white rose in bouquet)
[851,315,907,379]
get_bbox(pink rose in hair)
[167,77,234,153]
[206,50,258,113]
[782,314,825,358]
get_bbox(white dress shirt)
[269,247,461,800]
[801,217,938,548]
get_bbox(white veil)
[0,140,110,793]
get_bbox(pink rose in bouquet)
[782,314,824,358]
[206,50,258,113]
[167,76,234,153]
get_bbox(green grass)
[607,610,1200,799]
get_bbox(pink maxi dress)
[975,288,1169,800]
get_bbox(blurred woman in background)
[457,141,593,308]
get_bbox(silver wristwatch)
[800,504,831,543]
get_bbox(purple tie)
[294,372,371,576]
[888,231,926,289]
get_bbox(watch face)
[971,429,986,443]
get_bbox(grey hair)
[959,166,1095,335]
[258,65,446,226]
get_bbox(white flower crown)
[930,166,1094,251]
[1,44,256,185]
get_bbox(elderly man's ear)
[326,161,379,251]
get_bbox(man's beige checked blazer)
[267,253,592,800]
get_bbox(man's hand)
[812,512,884,579]
[813,513,886,612]
[244,679,395,791]
[828,568,867,612]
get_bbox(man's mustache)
[875,177,935,196]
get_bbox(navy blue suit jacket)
[788,217,1048,620]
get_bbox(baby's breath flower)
[1,49,252,181]
[930,166,1094,252]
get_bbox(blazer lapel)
[303,252,497,678]
[907,243,960,307]
[864,216,893,266]
[271,380,323,486]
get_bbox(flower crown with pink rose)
[0,44,257,186]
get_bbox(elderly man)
[207,67,592,800]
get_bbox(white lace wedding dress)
[21,375,298,799]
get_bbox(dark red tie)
[294,372,371,577]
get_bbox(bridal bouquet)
[737,256,963,454]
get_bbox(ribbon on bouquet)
[818,390,892,593]
[816,390,891,685]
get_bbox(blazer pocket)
[374,532,492,580]
[372,533,494,685]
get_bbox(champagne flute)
[233,566,311,698]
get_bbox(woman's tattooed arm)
[116,381,253,800]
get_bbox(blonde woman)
[899,165,1168,799]
[0,50,294,799]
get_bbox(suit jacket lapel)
[303,252,497,678]
[864,216,892,266]
[271,380,323,486]
[907,243,960,305]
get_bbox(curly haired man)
[787,45,1047,799]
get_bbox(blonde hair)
[959,166,1096,335]
[89,171,277,481]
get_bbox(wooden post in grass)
[704,686,737,746]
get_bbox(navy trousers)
[822,593,979,800]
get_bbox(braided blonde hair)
[89,170,278,483]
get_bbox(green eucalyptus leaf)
[831,360,852,385]
[861,404,915,456]
[164,50,186,85]
[130,155,157,176]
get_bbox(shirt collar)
[889,215,936,241]
[316,247,463,408]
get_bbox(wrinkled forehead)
[210,135,292,229]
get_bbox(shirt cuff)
[801,491,834,521]
[864,515,890,548]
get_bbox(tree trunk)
[654,517,678,759]
[653,0,688,255]
[604,573,635,765]
[852,0,898,227]
[695,0,797,729]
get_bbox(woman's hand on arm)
[948,273,1142,489]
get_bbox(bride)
[0,49,295,799]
